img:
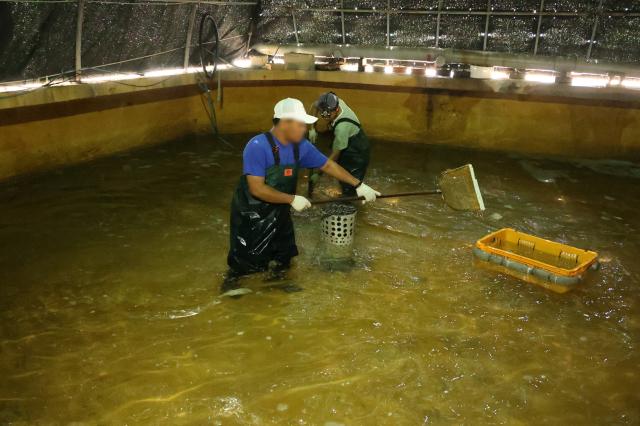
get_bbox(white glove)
[356,182,381,204]
[308,127,318,144]
[290,195,312,212]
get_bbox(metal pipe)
[245,30,252,57]
[302,8,567,16]
[533,0,544,55]
[340,0,345,44]
[483,0,491,51]
[288,7,638,17]
[120,0,258,4]
[586,0,603,61]
[386,0,390,47]
[435,0,442,48]
[74,0,85,81]
[183,4,197,70]
[292,9,299,44]
[252,42,640,76]
[1,0,258,5]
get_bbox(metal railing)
[285,1,640,61]
[2,0,639,87]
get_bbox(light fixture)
[524,70,556,84]
[81,73,140,83]
[490,68,510,80]
[571,72,609,88]
[364,64,374,73]
[425,67,436,77]
[0,82,43,93]
[621,77,640,89]
[405,66,413,75]
[340,62,359,72]
[144,68,184,77]
[232,58,252,68]
[384,65,393,74]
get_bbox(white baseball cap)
[273,98,318,124]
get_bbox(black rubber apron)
[332,117,371,195]
[227,132,300,275]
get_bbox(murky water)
[0,135,638,424]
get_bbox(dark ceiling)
[1,0,639,82]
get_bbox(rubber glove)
[355,182,381,204]
[290,195,312,211]
[308,127,318,144]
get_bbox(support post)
[340,0,345,44]
[184,4,197,70]
[586,0,603,60]
[483,0,491,51]
[245,30,253,56]
[74,0,85,81]
[435,0,442,48]
[386,0,390,47]
[533,0,544,55]
[292,9,299,44]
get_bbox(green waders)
[227,132,300,275]
[333,117,371,196]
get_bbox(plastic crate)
[473,228,599,293]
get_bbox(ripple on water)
[0,136,638,424]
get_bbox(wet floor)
[0,134,639,424]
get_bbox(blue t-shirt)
[243,133,328,177]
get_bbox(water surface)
[0,135,638,424]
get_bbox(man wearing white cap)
[225,98,380,287]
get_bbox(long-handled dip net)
[312,164,485,212]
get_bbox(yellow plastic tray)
[474,228,598,293]
[476,228,598,276]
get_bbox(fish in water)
[220,287,253,298]
[519,160,567,183]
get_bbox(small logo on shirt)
[284,168,293,177]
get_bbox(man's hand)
[308,127,318,144]
[290,195,312,212]
[356,182,381,203]
[247,175,297,205]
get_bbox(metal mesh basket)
[321,203,357,247]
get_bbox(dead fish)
[220,287,252,298]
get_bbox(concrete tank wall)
[0,76,212,181]
[1,69,639,181]
[213,71,640,159]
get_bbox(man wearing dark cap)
[308,92,371,196]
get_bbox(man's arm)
[247,175,294,204]
[329,122,352,161]
[320,159,379,202]
[328,149,341,162]
[319,159,359,187]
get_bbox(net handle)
[310,190,442,205]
